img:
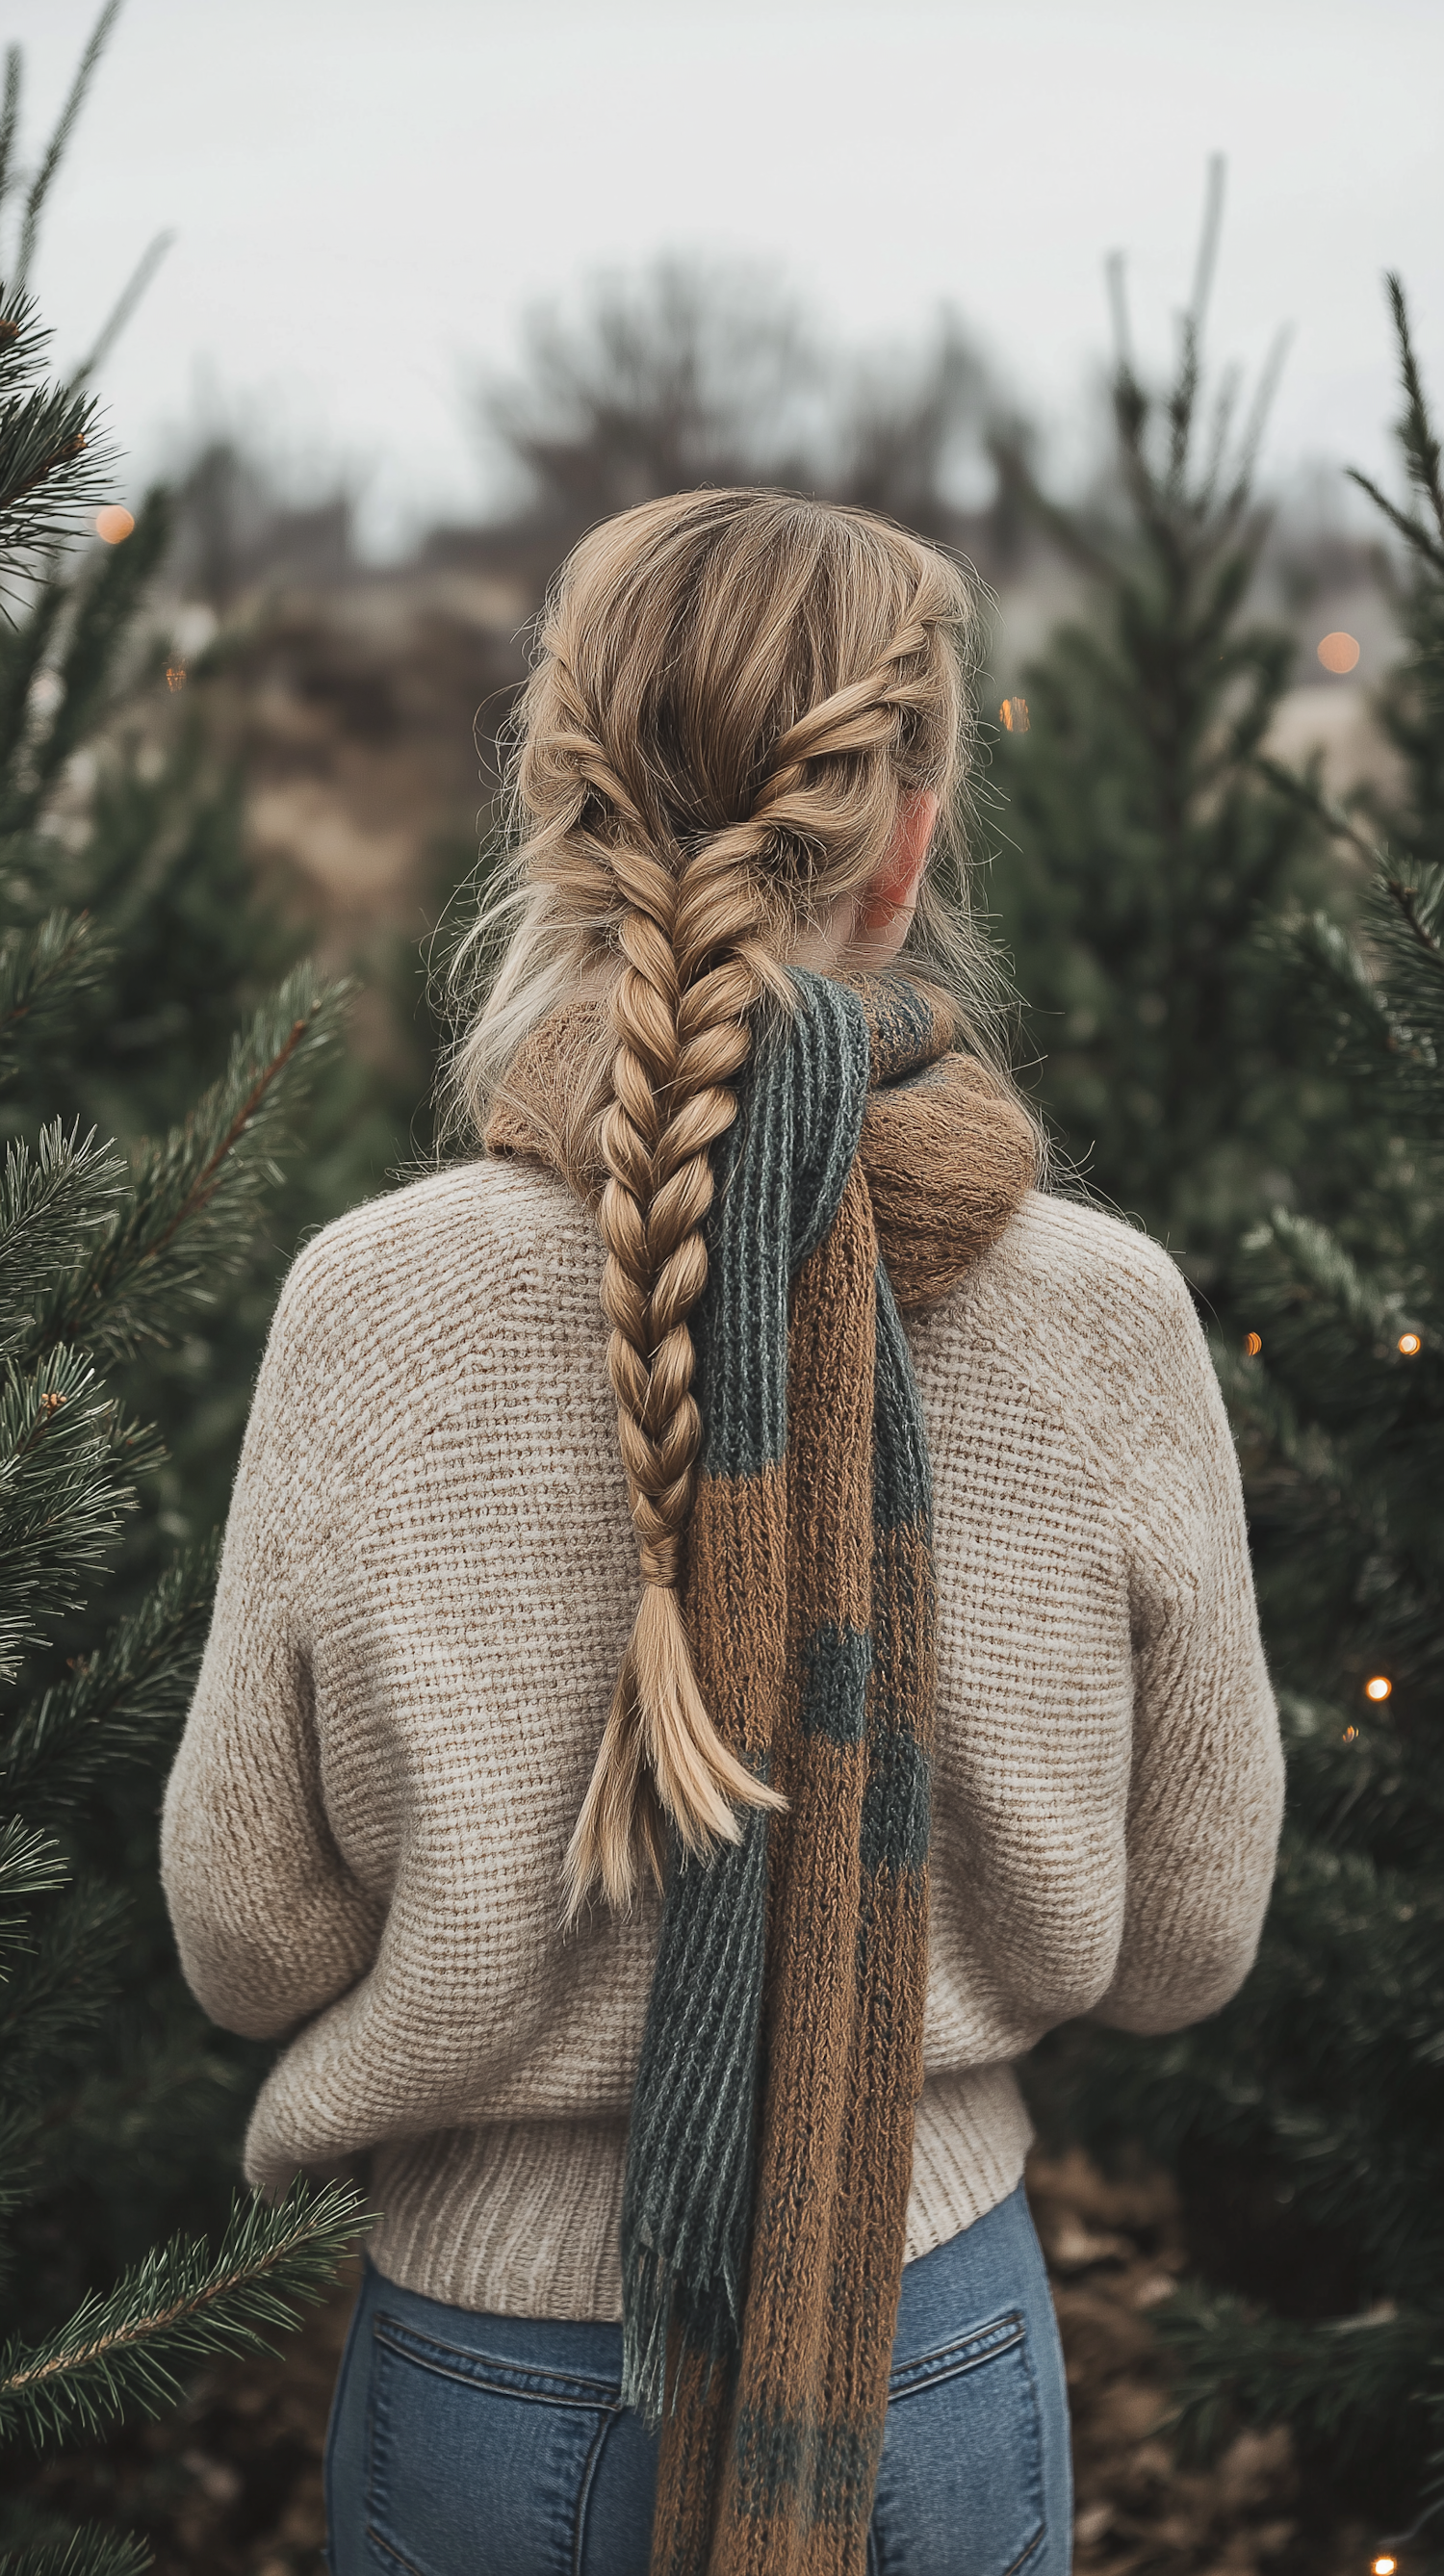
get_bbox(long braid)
[564,645,934,1915]
[566,811,791,1916]
[453,491,1019,1912]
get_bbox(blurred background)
[4,7,1444,2576]
[8,0,1441,997]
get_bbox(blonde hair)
[446,488,1023,1916]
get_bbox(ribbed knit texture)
[161,1092,1285,2356]
[489,974,1030,2574]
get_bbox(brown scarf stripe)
[487,971,1037,2574]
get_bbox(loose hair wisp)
[448,489,1014,1916]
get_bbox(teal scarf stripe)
[731,2405,884,2529]
[692,972,870,1485]
[799,1625,874,1745]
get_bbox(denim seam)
[887,2324,1026,2404]
[366,2306,397,2544]
[999,2518,1047,2576]
[374,2312,622,2408]
[573,2405,628,2576]
[363,2521,426,2576]
[887,2309,1025,2404]
[1006,2307,1049,2576]
[322,2278,367,2574]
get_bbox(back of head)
[449,488,1006,1914]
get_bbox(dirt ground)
[24,2150,1363,2576]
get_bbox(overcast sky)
[6,0,1442,554]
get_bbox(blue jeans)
[326,2179,1071,2576]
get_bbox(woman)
[161,490,1283,2576]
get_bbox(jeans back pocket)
[365,2312,626,2576]
[869,2308,1047,2576]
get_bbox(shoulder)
[233,1157,606,1544]
[910,1191,1220,1484]
[281,1157,594,1329]
[263,1156,602,1407]
[971,1191,1200,1349]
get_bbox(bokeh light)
[1317,631,1360,675]
[1365,1676,1393,1703]
[1245,1331,1262,1356]
[94,505,135,545]
[998,697,1030,734]
[1398,1331,1422,1356]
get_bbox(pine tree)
[1052,282,1444,2548]
[989,166,1344,1286]
[0,12,411,2310]
[0,80,363,2576]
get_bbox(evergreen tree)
[0,11,411,2311]
[990,167,1343,1285]
[1054,282,1444,2549]
[0,49,365,2574]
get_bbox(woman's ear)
[856,792,940,937]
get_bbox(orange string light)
[1398,1332,1422,1356]
[1244,1331,1262,1356]
[1365,1677,1392,1703]
[1317,631,1360,675]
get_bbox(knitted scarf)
[487,970,1036,2576]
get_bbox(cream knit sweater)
[161,1159,1283,2321]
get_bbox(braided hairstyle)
[451,491,996,1914]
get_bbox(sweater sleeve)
[1090,1266,1285,2036]
[160,1247,384,2041]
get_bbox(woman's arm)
[1091,1272,1285,2036]
[160,1249,384,2041]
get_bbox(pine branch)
[16,492,172,809]
[12,3,121,295]
[0,1539,220,1824]
[0,1816,65,1982]
[0,2531,150,2576]
[1254,752,1388,873]
[0,1877,130,2087]
[0,573,64,791]
[1346,467,1444,580]
[1386,866,1444,963]
[24,968,349,1367]
[0,50,20,224]
[13,2012,240,2199]
[0,916,107,1091]
[0,295,110,588]
[1262,1208,1405,1348]
[1158,2283,1437,2469]
[0,1123,124,1359]
[0,2097,52,2252]
[1385,271,1444,547]
[66,233,173,393]
[0,1346,132,1681]
[0,2178,367,2448]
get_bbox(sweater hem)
[361,2061,1033,2321]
